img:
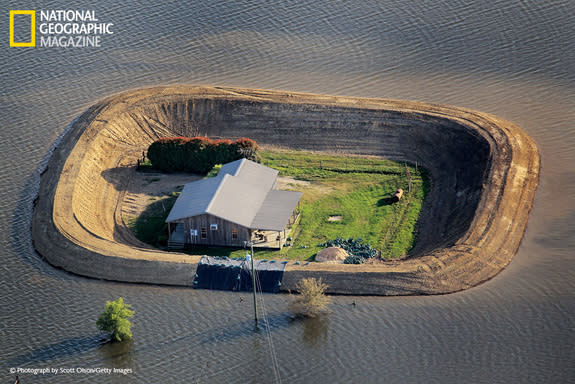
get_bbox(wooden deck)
[251,230,286,249]
[251,211,300,249]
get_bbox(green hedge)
[147,136,260,174]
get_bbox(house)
[166,158,302,249]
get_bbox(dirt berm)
[32,85,540,295]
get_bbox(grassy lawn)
[259,149,428,260]
[127,148,428,261]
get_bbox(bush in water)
[96,297,135,342]
[289,278,330,318]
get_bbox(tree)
[289,278,330,318]
[96,297,135,342]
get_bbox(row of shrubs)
[147,136,260,174]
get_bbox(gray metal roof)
[251,190,303,231]
[166,159,301,231]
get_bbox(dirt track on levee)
[32,86,540,295]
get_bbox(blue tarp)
[193,256,286,293]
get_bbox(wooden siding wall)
[177,214,251,247]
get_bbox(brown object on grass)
[392,188,404,202]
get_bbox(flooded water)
[1,1,573,383]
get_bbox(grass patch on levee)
[127,148,428,261]
[258,149,428,260]
[125,193,179,248]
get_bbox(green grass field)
[127,148,428,261]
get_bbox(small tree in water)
[96,297,135,342]
[289,278,330,318]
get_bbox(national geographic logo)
[9,9,114,47]
[9,10,35,46]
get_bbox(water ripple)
[1,1,574,383]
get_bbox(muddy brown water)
[1,1,573,383]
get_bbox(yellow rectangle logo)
[10,10,35,47]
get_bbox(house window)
[232,228,238,240]
[210,223,218,231]
[201,228,207,239]
[190,229,198,237]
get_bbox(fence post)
[405,164,412,194]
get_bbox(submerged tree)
[289,278,330,318]
[96,297,135,342]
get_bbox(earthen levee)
[32,86,540,295]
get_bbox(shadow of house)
[166,159,302,250]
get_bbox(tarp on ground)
[193,256,286,293]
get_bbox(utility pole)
[248,241,258,327]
